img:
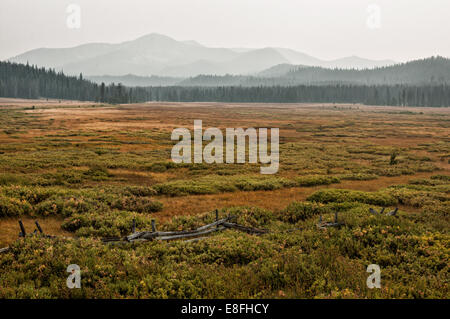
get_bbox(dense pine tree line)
[133,85,450,107]
[1,61,449,107]
[0,61,101,101]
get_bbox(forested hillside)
[1,61,450,107]
[283,56,450,85]
[180,57,450,87]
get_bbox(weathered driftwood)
[101,215,266,244]
[386,208,398,216]
[369,207,398,216]
[152,217,233,237]
[0,247,10,253]
[126,231,147,241]
[157,226,225,241]
[317,222,343,229]
[109,218,226,242]
[196,217,231,231]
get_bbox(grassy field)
[0,98,448,298]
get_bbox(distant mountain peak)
[9,33,399,77]
[134,33,175,41]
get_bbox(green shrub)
[282,202,327,223]
[34,197,94,217]
[0,196,32,216]
[122,186,157,197]
[390,151,399,165]
[145,161,178,172]
[235,177,295,191]
[111,196,163,213]
[84,166,111,180]
[388,187,449,208]
[339,173,378,181]
[431,175,450,182]
[296,175,340,187]
[36,171,83,186]
[307,189,397,206]
[0,173,29,186]
[227,206,275,227]
[62,211,154,237]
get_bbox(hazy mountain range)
[85,57,450,87]
[9,33,396,78]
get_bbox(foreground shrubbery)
[0,199,448,298]
[1,178,448,298]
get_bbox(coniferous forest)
[1,61,450,107]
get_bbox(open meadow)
[0,99,449,298]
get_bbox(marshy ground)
[0,99,448,298]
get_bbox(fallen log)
[126,231,146,241]
[120,217,233,242]
[101,215,263,244]
[317,222,343,229]
[156,226,225,241]
[196,217,231,231]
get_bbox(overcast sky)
[1,0,449,62]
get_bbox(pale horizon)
[1,0,450,62]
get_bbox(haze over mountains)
[84,56,450,87]
[9,33,396,79]
[8,33,450,88]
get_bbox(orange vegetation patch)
[6,101,450,148]
[154,171,436,220]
